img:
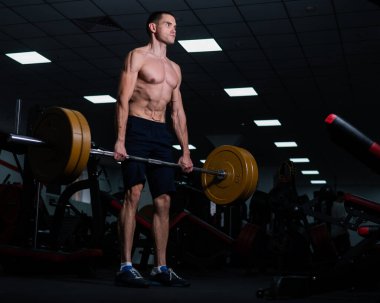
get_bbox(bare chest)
[138,58,178,88]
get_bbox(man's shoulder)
[167,58,180,71]
[129,46,148,57]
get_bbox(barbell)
[7,107,259,205]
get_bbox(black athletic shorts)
[121,116,176,199]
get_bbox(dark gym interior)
[1,1,380,302]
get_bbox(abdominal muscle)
[129,80,173,123]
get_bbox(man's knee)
[154,194,171,214]
[125,184,144,204]
[155,193,170,204]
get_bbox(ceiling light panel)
[310,180,327,184]
[289,158,310,163]
[178,39,222,53]
[224,87,258,97]
[274,141,297,148]
[254,119,281,126]
[6,51,51,64]
[84,95,116,103]
[301,170,319,175]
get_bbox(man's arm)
[171,64,193,172]
[114,50,141,161]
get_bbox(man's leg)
[152,193,171,267]
[120,184,143,263]
[115,184,150,288]
[149,193,190,287]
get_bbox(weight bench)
[344,193,380,226]
[299,192,380,263]
[335,193,380,264]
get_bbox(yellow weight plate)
[68,109,91,182]
[59,108,85,183]
[237,147,259,201]
[201,145,252,205]
[234,147,254,201]
[28,107,84,184]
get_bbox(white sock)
[120,262,133,270]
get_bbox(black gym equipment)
[0,145,106,275]
[0,107,109,275]
[257,114,380,299]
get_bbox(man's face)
[155,14,176,45]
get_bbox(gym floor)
[0,262,379,303]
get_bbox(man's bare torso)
[129,46,179,122]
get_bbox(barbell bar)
[90,148,226,179]
[7,134,226,179]
[6,107,259,205]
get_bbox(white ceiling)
[1,0,380,191]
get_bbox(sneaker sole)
[149,280,191,287]
[115,280,150,288]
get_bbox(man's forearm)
[175,119,190,155]
[116,101,129,143]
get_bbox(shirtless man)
[113,11,193,288]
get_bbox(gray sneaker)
[115,267,150,288]
[150,267,190,287]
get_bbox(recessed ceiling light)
[301,170,319,175]
[224,87,258,97]
[254,119,281,126]
[178,38,222,53]
[274,141,297,148]
[310,180,326,184]
[6,51,51,64]
[289,158,310,163]
[172,144,196,150]
[84,95,116,103]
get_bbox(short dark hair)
[146,11,175,36]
